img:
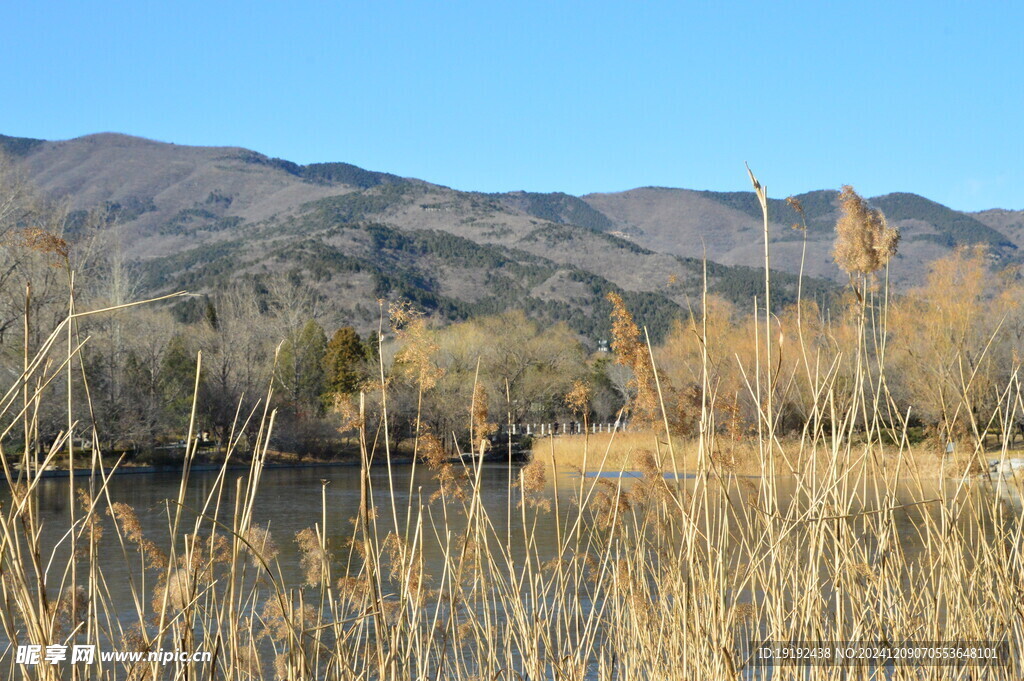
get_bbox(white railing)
[500,422,627,436]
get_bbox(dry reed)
[1,179,1022,681]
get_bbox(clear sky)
[3,1,1022,211]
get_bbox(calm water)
[22,462,557,594]
[17,463,1019,609]
[4,463,1021,678]
[15,464,1022,595]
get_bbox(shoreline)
[17,458,374,479]
[14,449,530,480]
[18,453,1023,482]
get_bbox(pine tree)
[323,326,366,396]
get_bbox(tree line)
[3,150,1022,463]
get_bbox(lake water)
[5,462,1022,679]
[23,462,554,593]
[20,462,1018,609]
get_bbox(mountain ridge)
[3,131,1018,339]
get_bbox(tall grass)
[2,174,1023,680]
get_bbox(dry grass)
[532,431,697,472]
[535,431,1000,479]
[2,332,1023,681]
[3,176,1024,680]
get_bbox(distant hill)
[0,133,45,157]
[581,187,1020,288]
[971,208,1024,249]
[5,131,1019,339]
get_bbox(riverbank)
[15,458,370,479]
[532,431,1018,479]
[6,440,397,478]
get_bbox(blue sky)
[3,1,1022,210]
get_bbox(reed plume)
[833,185,900,275]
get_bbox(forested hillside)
[1,131,1022,459]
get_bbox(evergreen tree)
[203,299,219,329]
[276,320,328,419]
[323,326,366,396]
[160,334,197,431]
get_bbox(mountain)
[3,132,1018,340]
[581,187,1019,288]
[972,208,1024,249]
